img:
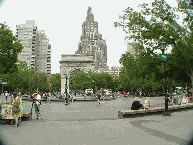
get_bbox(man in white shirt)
[33,93,41,120]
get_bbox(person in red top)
[123,92,126,100]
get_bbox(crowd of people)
[0,90,192,121]
[171,93,191,105]
[130,91,192,110]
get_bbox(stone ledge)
[118,103,193,119]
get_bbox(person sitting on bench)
[131,97,143,110]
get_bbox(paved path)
[0,95,192,145]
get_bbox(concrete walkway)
[0,96,192,145]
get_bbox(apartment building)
[105,66,121,79]
[36,30,51,75]
[16,20,51,75]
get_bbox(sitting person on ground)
[185,94,190,103]
[182,94,187,104]
[71,94,75,102]
[172,93,178,105]
[131,97,143,110]
[178,96,182,105]
[144,97,152,110]
[169,96,173,103]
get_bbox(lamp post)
[65,73,68,104]
[160,41,170,116]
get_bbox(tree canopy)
[0,23,23,74]
[50,73,61,93]
[3,60,51,94]
[119,45,164,93]
[69,71,115,93]
[114,0,193,91]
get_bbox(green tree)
[112,77,120,92]
[167,53,191,89]
[3,62,51,94]
[3,60,29,93]
[27,68,38,93]
[119,47,163,93]
[114,0,193,93]
[69,71,115,93]
[37,72,50,92]
[69,71,92,92]
[0,23,23,74]
[50,73,61,92]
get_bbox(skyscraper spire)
[76,7,107,71]
[87,6,92,16]
[86,6,94,21]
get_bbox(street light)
[65,73,68,105]
[160,41,170,116]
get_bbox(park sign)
[161,55,167,61]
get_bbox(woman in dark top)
[131,97,143,110]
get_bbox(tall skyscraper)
[16,20,51,75]
[75,6,107,71]
[36,30,51,75]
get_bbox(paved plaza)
[0,95,192,145]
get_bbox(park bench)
[118,103,193,119]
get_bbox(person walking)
[65,93,70,104]
[11,92,22,127]
[123,92,126,100]
[45,92,51,105]
[97,92,102,107]
[42,92,46,100]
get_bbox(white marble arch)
[59,54,95,94]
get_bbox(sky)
[0,0,178,74]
